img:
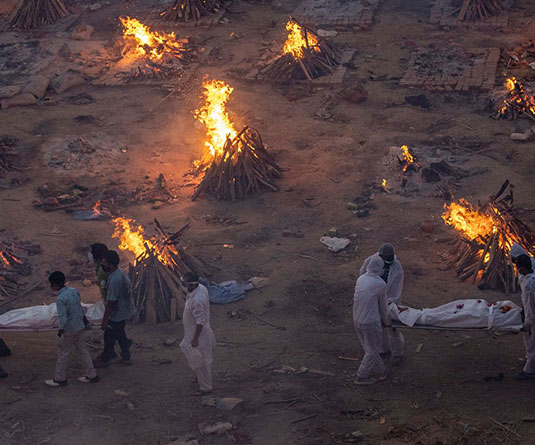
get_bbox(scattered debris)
[320,236,351,252]
[198,421,233,435]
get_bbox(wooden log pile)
[0,235,41,301]
[192,126,282,201]
[446,181,535,293]
[0,137,17,176]
[262,21,338,82]
[159,0,222,22]
[128,220,208,324]
[10,0,74,29]
[450,0,509,22]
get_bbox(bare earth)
[2,0,535,444]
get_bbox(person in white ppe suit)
[353,256,390,385]
[514,255,535,381]
[511,243,535,270]
[360,243,405,365]
[180,272,216,394]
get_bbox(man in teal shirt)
[90,243,109,301]
[45,271,99,387]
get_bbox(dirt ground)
[2,0,535,444]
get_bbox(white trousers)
[55,330,96,381]
[195,364,212,392]
[355,322,387,379]
[524,331,535,373]
[381,327,405,356]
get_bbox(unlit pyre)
[0,236,40,300]
[10,0,74,29]
[443,181,535,293]
[494,77,535,121]
[450,0,509,22]
[113,218,207,324]
[263,19,337,81]
[160,0,222,22]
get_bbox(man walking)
[180,272,216,394]
[96,250,135,367]
[353,256,390,385]
[45,271,99,387]
[89,243,109,301]
[360,243,405,365]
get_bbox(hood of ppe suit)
[511,242,527,259]
[367,256,384,276]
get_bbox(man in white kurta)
[353,256,390,385]
[514,255,535,381]
[180,272,216,393]
[360,243,404,365]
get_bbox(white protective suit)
[511,243,535,270]
[180,283,216,392]
[353,256,389,379]
[360,253,405,356]
[520,273,535,373]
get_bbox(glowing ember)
[93,200,101,213]
[112,217,170,265]
[194,79,237,161]
[283,20,320,59]
[382,179,387,188]
[399,145,418,172]
[119,16,185,62]
[497,77,535,119]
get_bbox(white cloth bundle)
[0,301,105,331]
[389,299,523,331]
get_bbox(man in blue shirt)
[45,271,99,387]
[96,250,135,367]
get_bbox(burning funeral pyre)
[449,0,510,22]
[117,16,189,81]
[113,217,207,324]
[442,181,535,293]
[263,19,337,82]
[0,235,41,300]
[379,144,467,198]
[191,79,282,201]
[10,0,74,29]
[160,0,222,23]
[494,77,535,121]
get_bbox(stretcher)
[388,299,523,333]
[0,302,104,332]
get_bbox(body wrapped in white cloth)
[389,299,523,332]
[0,301,105,331]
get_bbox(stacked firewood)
[0,236,41,300]
[10,0,74,29]
[494,78,535,121]
[0,137,17,175]
[128,220,208,324]
[192,126,282,201]
[160,0,222,22]
[450,0,509,22]
[263,21,338,82]
[446,181,535,293]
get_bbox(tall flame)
[499,77,535,118]
[442,199,495,241]
[283,21,320,59]
[112,217,169,265]
[400,145,418,172]
[194,79,237,160]
[120,16,184,61]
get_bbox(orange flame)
[120,16,185,62]
[499,77,535,118]
[93,200,101,214]
[194,79,237,161]
[283,21,320,59]
[112,217,169,265]
[400,145,417,172]
[382,179,387,188]
[442,199,495,241]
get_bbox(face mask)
[88,252,94,263]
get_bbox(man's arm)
[378,287,390,327]
[102,275,119,330]
[191,324,203,347]
[101,301,117,330]
[389,263,404,303]
[57,297,67,336]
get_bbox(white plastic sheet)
[0,301,104,331]
[389,299,523,331]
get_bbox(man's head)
[378,243,395,265]
[101,250,120,273]
[516,254,533,276]
[49,271,66,291]
[90,243,108,263]
[181,271,199,292]
[367,256,385,276]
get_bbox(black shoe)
[78,375,100,383]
